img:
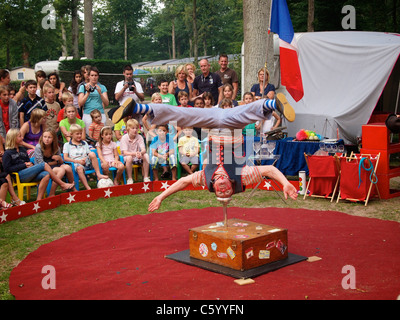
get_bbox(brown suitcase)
[189,218,288,271]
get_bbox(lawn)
[1,184,400,300]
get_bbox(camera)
[126,81,135,92]
[88,85,96,93]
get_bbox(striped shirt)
[191,165,263,188]
[18,95,47,123]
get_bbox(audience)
[0,59,271,208]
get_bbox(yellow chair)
[11,172,41,201]
[117,145,141,181]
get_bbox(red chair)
[336,153,380,206]
[304,153,340,202]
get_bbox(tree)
[84,0,94,59]
[108,0,144,60]
[243,0,273,94]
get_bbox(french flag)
[270,0,304,102]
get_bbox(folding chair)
[11,158,49,201]
[177,139,203,179]
[336,152,381,206]
[108,155,127,185]
[64,150,103,191]
[117,145,141,181]
[304,153,340,202]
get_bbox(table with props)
[269,138,344,176]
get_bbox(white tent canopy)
[278,31,400,144]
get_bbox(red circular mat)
[9,207,400,300]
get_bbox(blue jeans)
[17,163,49,183]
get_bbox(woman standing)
[78,66,109,135]
[168,65,193,104]
[250,68,275,100]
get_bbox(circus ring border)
[0,180,299,225]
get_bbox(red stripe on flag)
[280,46,304,102]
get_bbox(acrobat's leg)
[264,93,295,122]
[112,98,153,124]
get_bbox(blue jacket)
[2,147,30,174]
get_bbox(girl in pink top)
[96,126,125,185]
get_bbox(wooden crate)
[189,218,288,271]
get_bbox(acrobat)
[111,94,298,212]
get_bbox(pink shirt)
[96,141,117,162]
[120,133,145,155]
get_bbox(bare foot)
[61,182,75,191]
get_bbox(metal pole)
[217,197,232,227]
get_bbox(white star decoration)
[161,181,170,190]
[104,189,112,198]
[142,183,150,192]
[263,181,272,189]
[33,202,40,213]
[0,212,7,223]
[67,193,76,203]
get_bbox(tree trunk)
[84,0,94,59]
[193,0,198,64]
[243,0,273,94]
[71,0,80,59]
[124,19,128,60]
[308,0,314,32]
[61,21,68,57]
[172,19,176,59]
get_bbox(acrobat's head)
[212,175,235,198]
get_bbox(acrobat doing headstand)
[112,93,298,213]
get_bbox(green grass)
[1,185,400,300]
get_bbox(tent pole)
[263,0,274,99]
[394,80,400,115]
[390,80,400,143]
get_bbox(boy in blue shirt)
[18,80,47,125]
[150,124,177,180]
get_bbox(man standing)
[115,65,145,106]
[192,59,223,104]
[216,54,239,99]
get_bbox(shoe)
[112,97,136,124]
[276,93,296,122]
[143,177,151,182]
[11,199,26,206]
[160,171,171,179]
[127,178,134,184]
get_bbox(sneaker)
[127,178,134,184]
[112,97,136,124]
[276,93,296,122]
[143,177,151,182]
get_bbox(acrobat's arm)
[257,165,298,201]
[148,174,193,212]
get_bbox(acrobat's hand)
[148,195,162,212]
[283,183,298,201]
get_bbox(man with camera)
[115,65,145,106]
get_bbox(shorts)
[124,156,143,165]
[179,155,199,165]
[151,154,177,170]
[74,157,94,171]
